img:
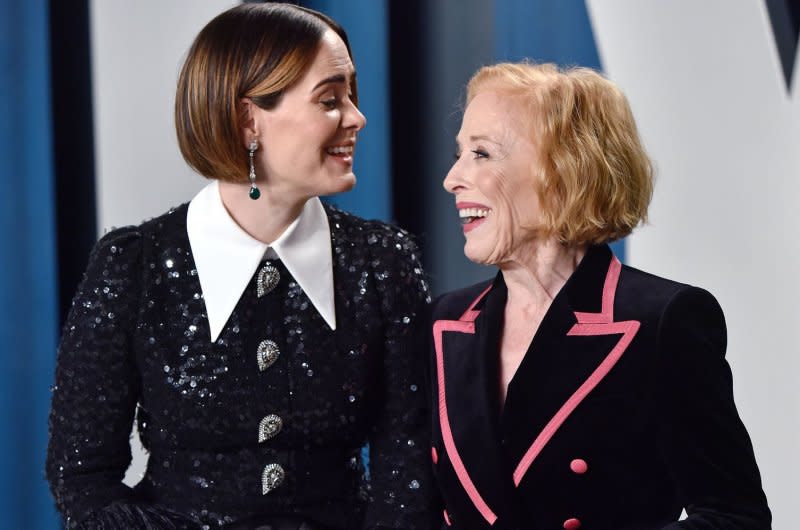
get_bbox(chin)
[324,173,356,195]
[463,242,493,266]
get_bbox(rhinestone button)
[256,262,280,297]
[258,414,283,443]
[257,340,280,371]
[262,463,285,495]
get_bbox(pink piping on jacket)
[512,257,641,486]
[433,285,497,525]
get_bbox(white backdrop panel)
[587,1,799,527]
[90,0,237,233]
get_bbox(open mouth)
[458,207,491,226]
[326,144,354,158]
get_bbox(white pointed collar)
[186,180,336,342]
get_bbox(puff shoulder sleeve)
[46,228,192,529]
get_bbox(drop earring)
[248,139,260,200]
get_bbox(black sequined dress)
[46,203,438,529]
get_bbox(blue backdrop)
[0,0,61,527]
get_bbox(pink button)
[570,458,588,474]
[443,509,452,526]
[563,517,581,529]
[432,447,439,464]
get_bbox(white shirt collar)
[186,180,336,342]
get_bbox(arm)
[45,228,192,529]
[656,287,771,529]
[362,225,440,530]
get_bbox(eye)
[471,149,489,159]
[321,97,338,110]
[453,150,461,161]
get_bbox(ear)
[238,98,259,150]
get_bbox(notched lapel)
[510,247,641,486]
[433,285,509,526]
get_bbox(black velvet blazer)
[46,203,439,529]
[427,244,770,529]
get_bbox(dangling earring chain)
[248,139,261,200]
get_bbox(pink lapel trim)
[512,256,641,486]
[433,285,497,525]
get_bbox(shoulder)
[325,203,418,249]
[87,204,190,275]
[324,204,425,274]
[431,279,494,321]
[616,262,720,318]
[324,205,432,310]
[615,263,724,345]
[97,203,189,247]
[88,225,142,268]
[136,202,190,242]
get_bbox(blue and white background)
[1,0,797,527]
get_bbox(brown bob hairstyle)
[175,3,355,183]
[466,62,654,245]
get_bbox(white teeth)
[327,145,354,155]
[458,208,490,218]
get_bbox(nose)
[443,158,465,194]
[344,100,366,132]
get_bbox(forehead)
[303,30,354,80]
[458,91,526,140]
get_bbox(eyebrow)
[456,134,501,146]
[311,72,355,92]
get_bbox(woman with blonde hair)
[427,62,770,529]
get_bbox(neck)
[499,239,587,310]
[218,180,307,244]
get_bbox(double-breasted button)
[257,339,280,371]
[258,414,283,443]
[570,458,588,474]
[563,517,581,529]
[256,262,280,297]
[261,463,285,495]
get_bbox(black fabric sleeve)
[362,224,439,530]
[45,228,195,529]
[655,286,771,529]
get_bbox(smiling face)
[443,91,545,265]
[248,29,366,204]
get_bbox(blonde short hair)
[466,62,653,245]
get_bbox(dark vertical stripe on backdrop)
[389,0,425,237]
[493,0,626,262]
[299,0,392,222]
[0,1,61,527]
[49,0,97,326]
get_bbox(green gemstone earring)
[248,139,260,200]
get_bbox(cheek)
[475,170,516,225]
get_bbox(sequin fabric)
[46,203,438,529]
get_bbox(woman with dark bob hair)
[427,62,771,529]
[46,4,437,529]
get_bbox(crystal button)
[262,463,285,495]
[257,340,280,372]
[257,262,280,297]
[258,414,283,443]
